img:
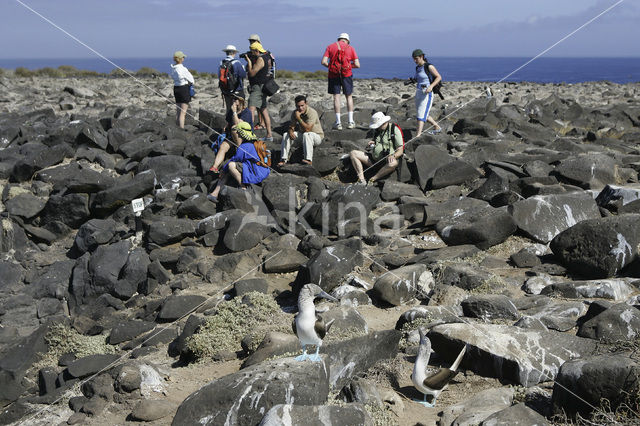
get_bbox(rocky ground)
[0,72,640,426]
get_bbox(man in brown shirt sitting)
[278,95,324,166]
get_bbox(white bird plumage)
[292,284,338,362]
[412,328,466,407]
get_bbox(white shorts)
[416,88,434,122]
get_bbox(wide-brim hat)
[233,122,258,141]
[369,111,391,129]
[338,33,350,42]
[223,44,237,53]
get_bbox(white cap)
[248,34,261,42]
[338,33,350,42]
[223,44,237,53]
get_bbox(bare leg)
[417,120,425,136]
[349,150,371,183]
[346,94,354,113]
[427,116,441,131]
[176,103,188,128]
[260,107,272,138]
[333,94,342,117]
[249,106,257,127]
[227,161,244,187]
[370,157,399,182]
[212,141,232,171]
[210,172,228,198]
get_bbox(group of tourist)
[168,33,443,199]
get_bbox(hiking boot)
[427,128,442,135]
[264,136,273,142]
[346,122,356,129]
[332,122,343,130]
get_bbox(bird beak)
[317,291,338,303]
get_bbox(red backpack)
[328,42,352,77]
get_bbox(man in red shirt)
[321,33,360,130]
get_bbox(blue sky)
[2,0,638,58]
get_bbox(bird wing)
[423,368,458,390]
[314,314,326,339]
[292,315,297,336]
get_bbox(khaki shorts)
[248,84,267,109]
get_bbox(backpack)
[328,42,352,77]
[218,59,239,93]
[382,123,405,157]
[390,123,405,151]
[252,140,272,168]
[423,61,444,100]
[265,50,276,78]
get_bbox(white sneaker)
[332,122,343,130]
[346,122,356,129]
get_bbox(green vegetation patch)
[185,292,289,361]
[35,323,117,370]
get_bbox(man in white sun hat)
[349,111,404,185]
[219,44,246,111]
[321,32,360,130]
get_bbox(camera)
[403,78,417,86]
[239,51,251,60]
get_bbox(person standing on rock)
[278,95,324,167]
[244,41,274,142]
[321,33,360,130]
[349,112,404,185]
[411,49,442,136]
[219,45,246,112]
[170,51,194,129]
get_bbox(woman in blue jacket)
[207,122,270,202]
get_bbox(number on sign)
[131,198,145,213]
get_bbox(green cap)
[412,49,424,58]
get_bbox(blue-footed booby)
[292,284,338,362]
[412,328,466,407]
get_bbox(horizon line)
[1,55,640,61]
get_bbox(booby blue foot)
[308,353,322,362]
[294,346,309,361]
[413,398,435,407]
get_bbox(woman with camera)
[244,42,274,142]
[169,51,194,129]
[411,49,442,136]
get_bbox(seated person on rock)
[349,112,404,185]
[208,122,270,202]
[278,95,324,166]
[210,92,253,173]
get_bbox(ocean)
[1,57,639,84]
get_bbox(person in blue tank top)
[412,49,442,136]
